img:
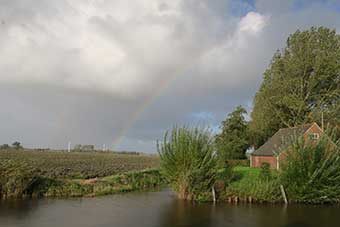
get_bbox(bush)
[260,162,271,180]
[224,167,281,202]
[280,133,340,203]
[158,127,218,201]
[0,160,40,198]
[227,159,250,167]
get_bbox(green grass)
[43,169,165,198]
[220,166,282,202]
[0,150,162,199]
[233,166,260,177]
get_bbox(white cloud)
[238,12,268,34]
[0,1,269,99]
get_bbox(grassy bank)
[40,169,165,198]
[0,162,165,200]
[219,167,282,203]
[0,150,163,200]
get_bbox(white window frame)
[310,133,319,140]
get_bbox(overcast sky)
[1,0,340,152]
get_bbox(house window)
[309,133,319,140]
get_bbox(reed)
[158,127,218,201]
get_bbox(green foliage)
[158,127,218,201]
[44,169,164,198]
[0,160,163,199]
[224,167,281,202]
[215,106,250,161]
[280,133,340,203]
[0,160,40,198]
[11,141,23,150]
[250,27,340,148]
[227,159,250,167]
[260,162,271,180]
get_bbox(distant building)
[250,122,323,169]
[82,145,95,151]
[73,144,95,152]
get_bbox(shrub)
[158,127,218,201]
[0,160,40,198]
[227,159,250,167]
[224,167,281,202]
[280,132,340,203]
[260,162,271,180]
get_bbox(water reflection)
[0,190,339,227]
[159,199,215,227]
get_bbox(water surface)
[0,190,339,227]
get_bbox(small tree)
[215,106,250,162]
[12,142,23,150]
[158,127,218,201]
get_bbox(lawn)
[233,166,260,178]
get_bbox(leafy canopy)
[250,27,340,147]
[215,106,249,161]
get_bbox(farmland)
[0,149,160,179]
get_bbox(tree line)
[215,26,340,160]
[0,142,23,150]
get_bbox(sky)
[1,0,340,152]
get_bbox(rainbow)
[111,50,213,149]
[111,75,179,149]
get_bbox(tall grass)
[158,127,218,201]
[223,167,281,202]
[0,160,40,199]
[280,132,340,203]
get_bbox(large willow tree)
[250,27,340,148]
[158,127,217,201]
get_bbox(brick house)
[250,122,323,169]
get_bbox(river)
[0,190,339,227]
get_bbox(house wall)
[251,155,277,169]
[303,123,323,142]
[251,123,324,170]
[277,124,324,168]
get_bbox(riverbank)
[38,168,165,198]
[0,151,163,200]
[218,167,282,203]
[3,190,340,227]
[217,166,340,204]
[1,167,165,200]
